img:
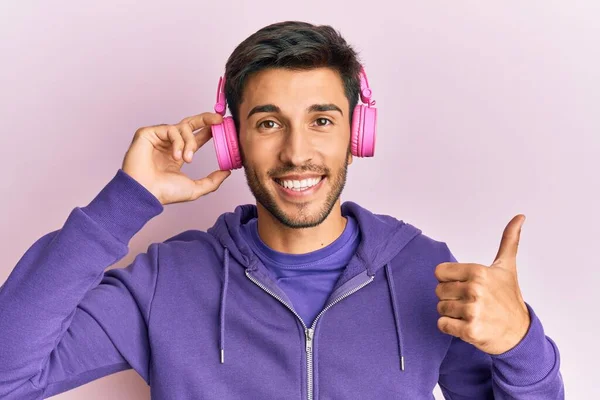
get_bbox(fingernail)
[176,149,182,159]
[187,151,194,161]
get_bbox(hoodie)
[0,169,564,399]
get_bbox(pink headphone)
[211,66,377,170]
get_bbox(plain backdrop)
[1,1,598,398]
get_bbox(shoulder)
[404,232,456,265]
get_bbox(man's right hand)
[122,112,232,205]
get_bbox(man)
[0,21,563,399]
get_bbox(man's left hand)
[434,214,531,355]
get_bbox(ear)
[347,150,353,165]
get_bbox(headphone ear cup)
[351,105,362,157]
[211,117,242,170]
[223,117,242,169]
[351,104,377,157]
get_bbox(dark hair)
[224,21,362,132]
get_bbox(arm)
[0,169,164,398]
[437,248,565,399]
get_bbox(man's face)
[238,67,353,229]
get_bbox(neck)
[256,200,347,254]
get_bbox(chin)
[273,202,331,229]
[270,207,332,229]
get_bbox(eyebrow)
[247,104,280,119]
[308,103,343,116]
[246,103,343,119]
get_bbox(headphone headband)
[358,66,376,106]
[214,76,226,115]
[212,65,375,115]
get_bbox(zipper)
[305,327,315,400]
[245,269,374,400]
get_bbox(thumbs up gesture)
[434,215,531,355]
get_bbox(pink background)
[1,1,598,398]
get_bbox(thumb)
[492,214,526,266]
[191,170,231,200]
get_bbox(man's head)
[224,21,362,229]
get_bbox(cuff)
[80,169,164,244]
[491,302,558,386]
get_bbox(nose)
[278,125,313,166]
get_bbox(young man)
[0,21,563,399]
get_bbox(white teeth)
[277,177,322,191]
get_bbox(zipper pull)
[305,328,314,352]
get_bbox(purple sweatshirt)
[0,169,564,399]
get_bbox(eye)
[314,117,332,127]
[258,120,280,129]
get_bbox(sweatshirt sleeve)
[437,245,565,399]
[0,169,164,399]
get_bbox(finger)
[437,316,467,338]
[493,214,525,265]
[435,262,481,282]
[437,300,467,319]
[435,281,466,300]
[182,112,224,133]
[181,119,219,150]
[179,123,199,163]
[166,126,185,160]
[140,124,171,146]
[192,125,214,149]
[191,170,231,200]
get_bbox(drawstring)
[219,248,230,364]
[385,263,405,371]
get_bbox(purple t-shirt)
[241,216,360,327]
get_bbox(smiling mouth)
[273,176,324,191]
